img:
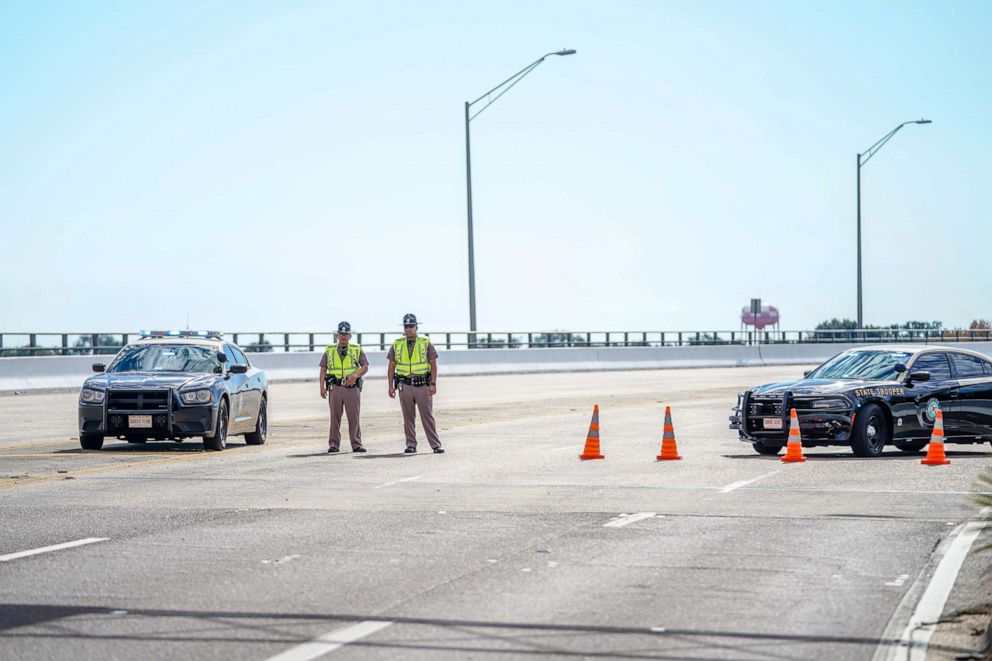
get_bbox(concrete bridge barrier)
[2,343,991,393]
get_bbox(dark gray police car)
[78,331,268,451]
[730,345,992,457]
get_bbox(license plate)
[129,415,153,429]
[763,418,783,430]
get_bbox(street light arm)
[468,49,576,121]
[469,57,547,121]
[860,119,931,167]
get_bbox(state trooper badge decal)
[924,398,940,422]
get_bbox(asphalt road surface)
[1,366,990,660]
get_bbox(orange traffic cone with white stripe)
[656,406,682,460]
[921,407,950,466]
[579,405,605,460]
[781,408,807,463]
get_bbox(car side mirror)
[92,362,105,373]
[908,371,930,383]
[217,352,227,363]
[229,364,248,374]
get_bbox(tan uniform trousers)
[328,385,362,450]
[398,384,440,449]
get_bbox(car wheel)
[245,397,267,445]
[851,403,888,457]
[204,400,229,451]
[752,442,783,456]
[79,433,104,450]
[894,439,928,454]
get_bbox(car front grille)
[748,398,783,416]
[108,390,170,411]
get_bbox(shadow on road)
[723,450,991,461]
[0,603,974,659]
[52,443,252,455]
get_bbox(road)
[1,365,990,660]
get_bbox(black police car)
[78,331,268,451]
[730,345,992,457]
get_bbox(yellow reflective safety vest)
[325,343,362,381]
[392,337,431,377]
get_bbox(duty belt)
[395,374,431,387]
[326,375,362,388]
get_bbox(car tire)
[79,433,104,450]
[203,400,229,451]
[893,439,928,454]
[752,442,783,456]
[245,397,267,445]
[851,403,888,457]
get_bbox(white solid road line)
[374,475,424,489]
[265,620,393,661]
[0,537,109,562]
[604,512,657,528]
[895,508,990,661]
[719,470,780,494]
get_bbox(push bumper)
[78,399,218,438]
[731,391,854,446]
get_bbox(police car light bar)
[140,330,223,339]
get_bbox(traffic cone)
[579,405,605,460]
[921,408,950,466]
[656,406,682,460]
[781,408,807,463]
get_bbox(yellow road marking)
[0,452,190,458]
[0,449,242,490]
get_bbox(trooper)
[387,313,443,453]
[319,321,369,453]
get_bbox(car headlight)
[810,399,848,410]
[181,390,213,404]
[80,388,105,404]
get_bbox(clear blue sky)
[0,1,989,333]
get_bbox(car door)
[948,352,992,439]
[231,346,260,424]
[904,352,961,438]
[223,344,248,432]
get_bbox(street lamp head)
[555,49,577,56]
[915,119,932,124]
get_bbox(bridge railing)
[1,329,990,357]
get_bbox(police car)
[77,331,268,451]
[730,345,992,457]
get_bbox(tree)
[530,331,588,348]
[815,318,858,330]
[73,335,124,355]
[970,319,991,330]
[246,339,273,353]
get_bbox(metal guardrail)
[1,329,990,357]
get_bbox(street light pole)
[464,49,576,334]
[856,119,931,328]
[465,100,476,333]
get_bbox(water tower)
[740,299,780,331]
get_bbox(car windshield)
[107,344,220,373]
[806,350,912,381]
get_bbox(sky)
[0,0,989,335]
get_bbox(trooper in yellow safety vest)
[319,321,369,453]
[387,313,443,453]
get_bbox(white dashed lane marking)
[264,620,393,661]
[374,475,424,489]
[603,512,658,528]
[0,537,109,562]
[719,470,780,494]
